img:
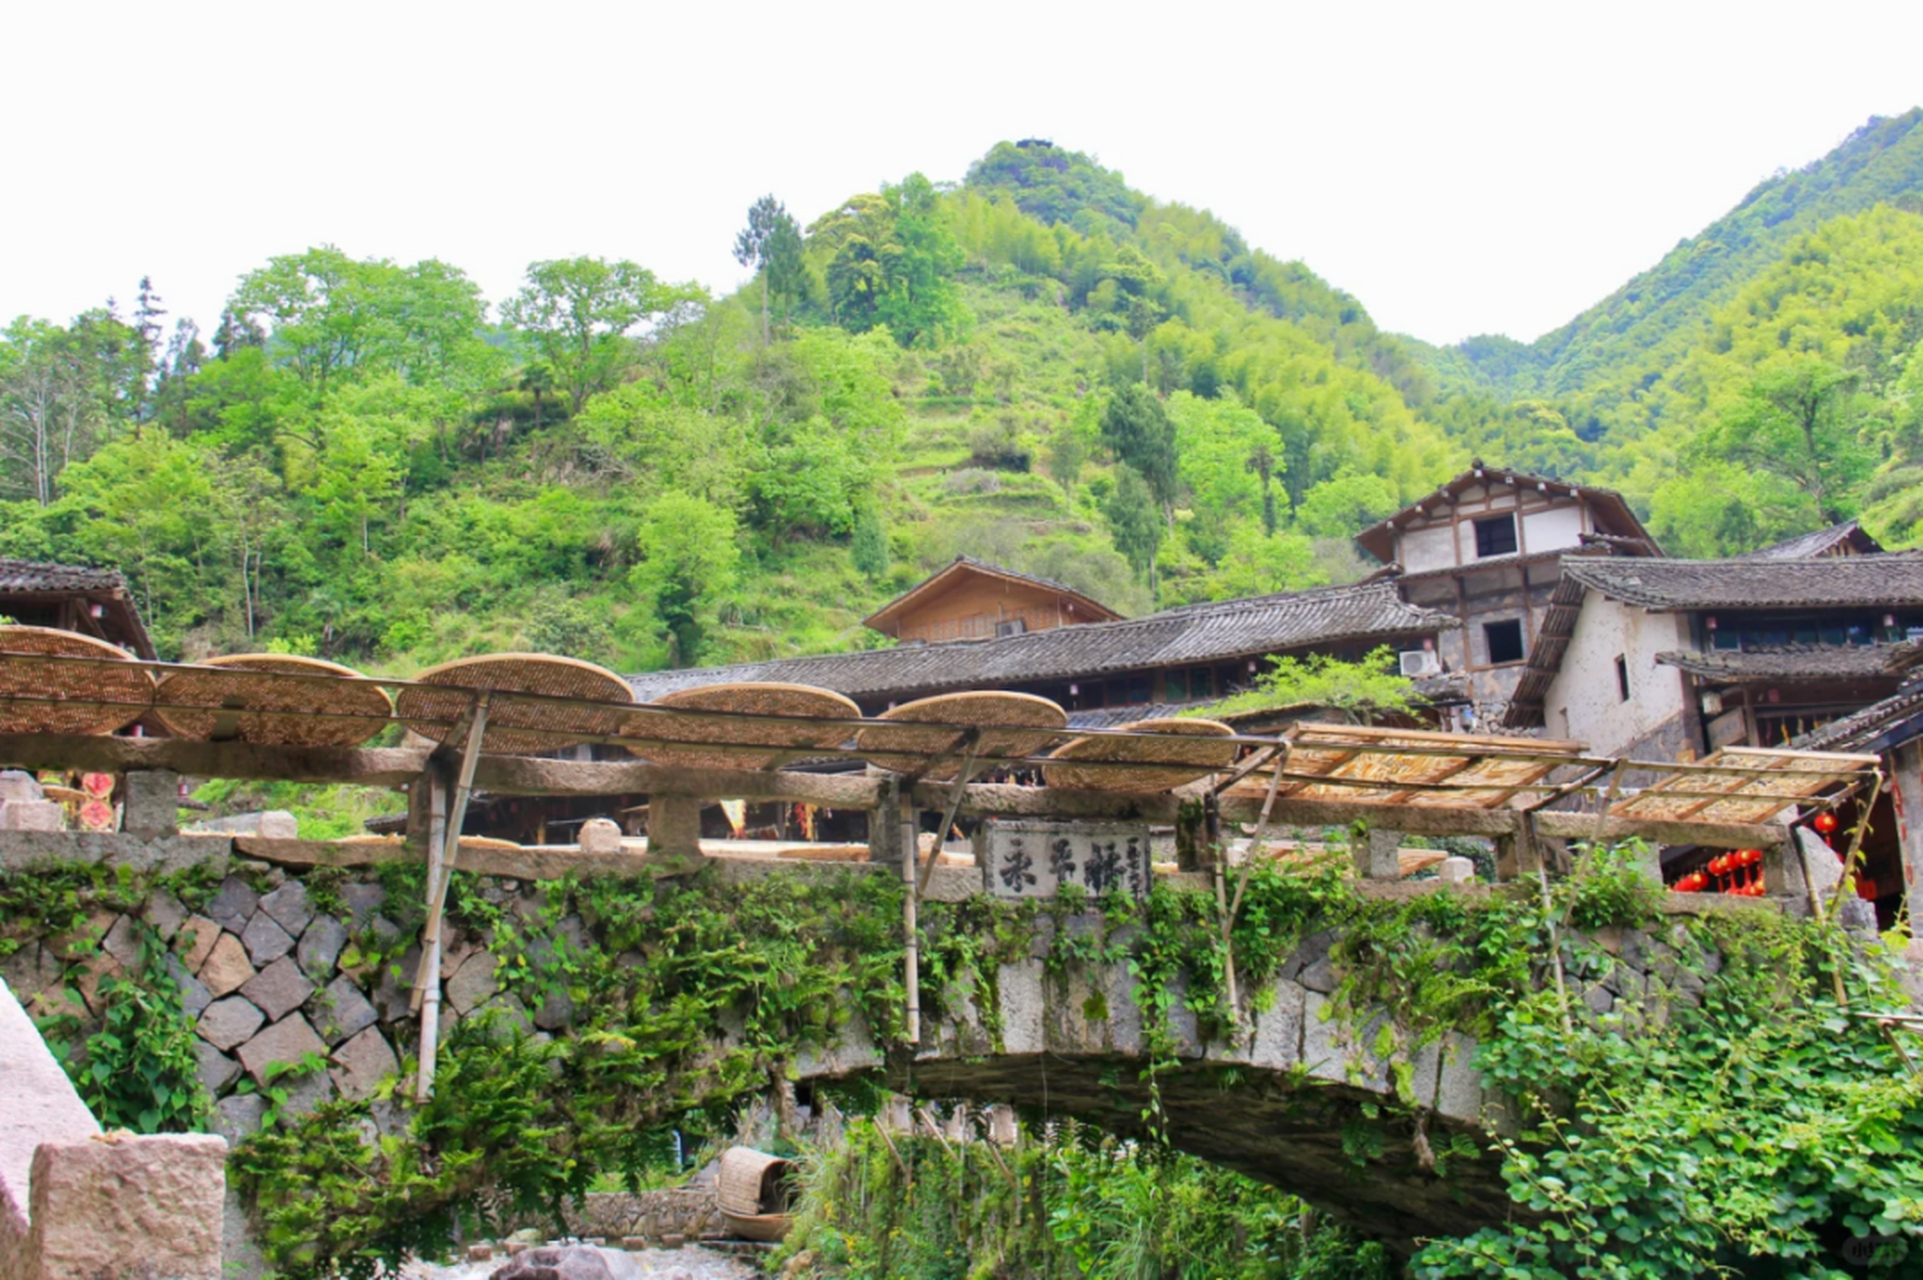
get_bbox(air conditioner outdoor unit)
[1398,649,1441,677]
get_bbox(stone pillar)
[867,776,905,870]
[1174,797,1213,873]
[646,797,704,859]
[1354,827,1401,880]
[1494,821,1542,882]
[121,770,181,840]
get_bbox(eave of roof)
[0,558,130,594]
[1655,644,1908,683]
[1740,520,1884,561]
[861,556,1124,632]
[1794,683,1923,753]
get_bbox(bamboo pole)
[902,810,921,1047]
[413,691,490,1102]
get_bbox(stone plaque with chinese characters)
[979,819,1153,900]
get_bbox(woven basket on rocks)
[855,690,1068,780]
[623,682,860,770]
[394,653,633,755]
[0,626,153,736]
[1042,717,1238,793]
[716,1146,795,1242]
[153,654,394,748]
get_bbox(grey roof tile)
[1563,555,1923,612]
[628,581,1452,703]
[0,559,129,594]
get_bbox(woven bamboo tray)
[153,654,393,747]
[0,626,153,736]
[394,653,633,755]
[855,691,1068,780]
[624,682,860,770]
[1043,717,1237,792]
[717,1146,795,1242]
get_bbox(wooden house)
[0,559,154,659]
[862,556,1123,644]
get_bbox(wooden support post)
[902,810,921,1047]
[413,766,447,1103]
[414,692,489,1102]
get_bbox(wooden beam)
[0,734,426,787]
[1533,811,1788,850]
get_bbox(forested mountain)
[3,125,1921,672]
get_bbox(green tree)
[631,492,740,666]
[1296,473,1402,540]
[817,176,967,346]
[1101,385,1178,514]
[1189,646,1417,723]
[502,257,704,415]
[1103,466,1165,596]
[1693,357,1876,524]
[850,502,889,579]
[734,195,803,345]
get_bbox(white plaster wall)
[1521,504,1584,554]
[1400,524,1457,573]
[1542,590,1691,755]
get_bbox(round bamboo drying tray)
[152,654,394,747]
[1043,717,1237,793]
[855,690,1068,780]
[625,682,860,770]
[717,1146,795,1240]
[393,653,634,755]
[0,626,153,736]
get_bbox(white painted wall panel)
[1521,504,1585,553]
[1542,591,1691,755]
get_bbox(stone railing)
[0,979,226,1280]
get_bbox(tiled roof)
[1739,521,1883,561]
[1655,645,1907,683]
[1794,683,1923,753]
[1561,556,1923,612]
[628,581,1453,703]
[0,559,129,594]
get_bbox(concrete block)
[197,997,266,1052]
[0,769,43,802]
[28,1132,227,1279]
[236,1014,328,1086]
[257,810,299,840]
[203,877,260,933]
[241,911,296,966]
[297,914,349,978]
[578,817,623,853]
[258,880,314,938]
[0,799,64,832]
[311,974,379,1046]
[1438,856,1476,884]
[329,1026,399,1101]
[121,769,183,839]
[241,957,316,1023]
[199,933,256,998]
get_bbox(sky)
[4,1,1921,348]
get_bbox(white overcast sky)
[4,1,1921,348]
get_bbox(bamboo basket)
[394,653,633,755]
[153,654,393,748]
[716,1146,795,1242]
[1042,718,1237,793]
[0,626,153,736]
[625,682,860,770]
[855,691,1067,779]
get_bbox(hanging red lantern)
[1813,811,1839,835]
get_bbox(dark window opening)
[1615,654,1630,702]
[1474,514,1518,558]
[1484,619,1525,665]
[1165,669,1188,702]
[1106,675,1153,706]
[1189,667,1214,700]
[995,618,1026,637]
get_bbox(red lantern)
[1813,812,1839,835]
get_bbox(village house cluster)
[9,461,1923,921]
